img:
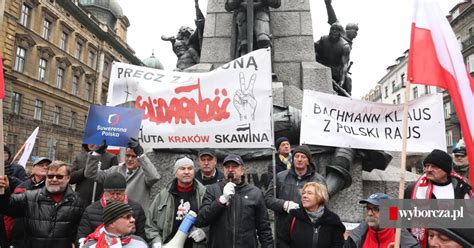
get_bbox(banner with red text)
[107,49,273,148]
[300,90,446,152]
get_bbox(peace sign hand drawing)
[233,72,257,121]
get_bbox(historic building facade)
[1,0,141,164]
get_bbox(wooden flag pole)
[394,81,411,247]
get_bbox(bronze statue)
[225,0,281,57]
[161,0,205,71]
[321,0,358,96]
[314,23,351,96]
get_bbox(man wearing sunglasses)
[84,138,160,213]
[345,193,420,248]
[0,161,84,248]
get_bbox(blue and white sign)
[83,105,144,147]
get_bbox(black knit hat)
[424,149,452,174]
[431,227,474,247]
[103,201,132,225]
[275,137,289,150]
[103,172,127,191]
[293,145,312,163]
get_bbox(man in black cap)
[267,137,292,181]
[195,148,224,185]
[77,172,146,243]
[345,193,420,248]
[265,144,326,247]
[81,201,148,247]
[197,154,273,248]
[404,149,472,246]
[427,227,474,248]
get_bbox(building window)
[75,42,82,60]
[103,62,109,77]
[56,67,64,89]
[20,4,30,27]
[67,143,74,163]
[59,31,68,50]
[38,58,47,81]
[393,99,396,105]
[391,81,396,92]
[34,99,43,120]
[444,102,451,119]
[425,85,430,94]
[6,134,18,154]
[400,73,405,87]
[446,130,453,147]
[11,92,22,115]
[467,54,474,73]
[384,86,388,98]
[413,87,418,99]
[53,106,61,125]
[88,51,96,67]
[69,111,77,128]
[72,76,79,95]
[14,47,26,72]
[42,19,51,40]
[396,94,401,104]
[85,82,92,101]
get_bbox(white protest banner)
[107,49,273,149]
[300,91,446,152]
[18,127,39,167]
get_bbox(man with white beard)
[0,161,84,248]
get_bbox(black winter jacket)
[195,168,224,186]
[404,176,472,199]
[278,206,345,248]
[0,186,84,248]
[76,198,146,241]
[197,181,274,248]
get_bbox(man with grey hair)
[146,156,207,248]
[0,161,84,248]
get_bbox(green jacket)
[145,179,207,248]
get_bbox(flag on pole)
[408,0,474,185]
[18,127,39,167]
[0,53,5,99]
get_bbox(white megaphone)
[163,210,197,248]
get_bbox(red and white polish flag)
[408,0,474,185]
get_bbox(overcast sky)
[117,0,460,99]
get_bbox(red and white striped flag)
[408,0,474,185]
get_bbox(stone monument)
[146,0,418,224]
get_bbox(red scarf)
[82,224,132,248]
[362,227,395,248]
[410,171,473,248]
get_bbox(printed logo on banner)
[83,105,144,147]
[107,49,273,149]
[108,114,121,126]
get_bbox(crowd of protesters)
[0,138,472,248]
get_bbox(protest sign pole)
[394,81,411,247]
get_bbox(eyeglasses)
[365,206,379,213]
[125,154,137,159]
[46,174,67,180]
[120,213,134,220]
